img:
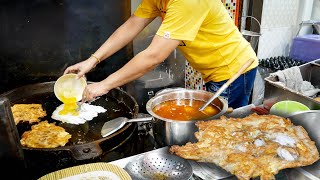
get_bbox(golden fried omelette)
[11,104,47,125]
[169,113,319,180]
[20,121,71,148]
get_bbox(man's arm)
[93,15,156,62]
[100,35,181,91]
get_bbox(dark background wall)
[0,0,133,93]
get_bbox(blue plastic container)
[289,34,320,62]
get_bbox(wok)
[0,81,139,178]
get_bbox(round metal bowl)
[124,152,193,180]
[286,110,320,179]
[287,110,320,151]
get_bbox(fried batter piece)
[11,104,47,125]
[20,121,71,148]
[169,113,319,180]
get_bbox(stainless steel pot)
[146,88,228,147]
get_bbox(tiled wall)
[221,0,239,24]
[257,0,303,59]
[185,61,206,90]
[312,0,320,19]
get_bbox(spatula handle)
[199,58,255,111]
[224,58,255,87]
[127,116,153,123]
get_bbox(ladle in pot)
[199,58,255,111]
[101,116,153,137]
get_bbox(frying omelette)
[170,113,319,180]
[20,120,71,148]
[11,104,46,125]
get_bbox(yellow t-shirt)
[134,0,258,82]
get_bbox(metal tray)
[263,59,320,110]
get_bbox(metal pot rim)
[287,110,320,118]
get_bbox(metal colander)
[124,152,193,180]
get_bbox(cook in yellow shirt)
[134,0,258,82]
[64,0,259,109]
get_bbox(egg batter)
[58,95,79,116]
[52,103,107,125]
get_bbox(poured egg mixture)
[58,95,79,116]
[52,90,107,124]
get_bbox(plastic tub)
[269,100,310,118]
[289,34,320,62]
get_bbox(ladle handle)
[127,116,153,123]
[199,58,255,111]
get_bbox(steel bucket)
[146,88,228,147]
[241,16,261,51]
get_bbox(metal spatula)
[101,116,153,137]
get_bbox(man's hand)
[82,81,110,103]
[63,57,97,79]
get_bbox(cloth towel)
[270,66,320,97]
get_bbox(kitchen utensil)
[146,88,228,146]
[269,100,310,118]
[199,58,255,111]
[225,103,256,118]
[124,152,193,180]
[189,161,233,180]
[101,116,153,137]
[54,73,87,102]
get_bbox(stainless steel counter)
[108,146,297,180]
[108,144,319,180]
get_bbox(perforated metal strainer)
[124,152,193,180]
